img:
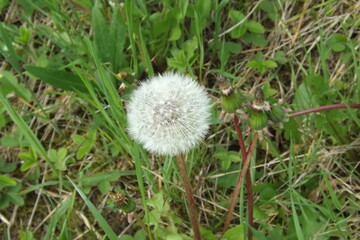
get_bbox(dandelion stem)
[222,134,258,236]
[176,154,201,240]
[234,115,253,240]
[288,104,360,117]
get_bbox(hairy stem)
[176,154,201,240]
[234,115,253,240]
[222,134,258,235]
[289,104,360,118]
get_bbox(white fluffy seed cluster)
[127,72,211,156]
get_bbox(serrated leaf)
[24,65,88,93]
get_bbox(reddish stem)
[234,115,253,240]
[222,134,258,235]
[176,154,201,240]
[289,104,360,118]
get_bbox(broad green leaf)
[229,10,247,38]
[79,170,134,186]
[0,112,5,129]
[119,235,133,240]
[259,0,280,21]
[20,230,34,240]
[7,192,24,206]
[263,82,278,99]
[169,26,181,41]
[15,25,32,44]
[76,128,97,159]
[24,65,88,93]
[273,51,288,64]
[241,33,267,47]
[18,147,38,172]
[327,33,347,52]
[0,71,32,101]
[98,180,110,194]
[283,118,302,143]
[200,227,217,240]
[263,60,277,68]
[134,230,146,240]
[71,134,84,144]
[209,164,240,188]
[222,224,245,240]
[245,20,265,33]
[0,0,9,12]
[215,151,241,162]
[0,174,16,186]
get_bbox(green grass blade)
[109,6,127,73]
[0,93,48,162]
[138,26,154,77]
[0,23,21,72]
[125,0,139,76]
[44,198,72,240]
[67,176,119,240]
[132,143,154,240]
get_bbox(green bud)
[248,110,268,130]
[267,105,286,123]
[221,90,242,113]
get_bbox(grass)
[0,0,359,239]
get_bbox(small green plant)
[246,53,278,74]
[0,157,23,209]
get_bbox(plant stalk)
[289,104,360,117]
[222,134,258,235]
[176,154,201,240]
[234,115,253,240]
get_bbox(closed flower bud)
[248,110,268,130]
[221,90,242,113]
[267,104,286,123]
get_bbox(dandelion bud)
[127,72,211,156]
[221,90,243,113]
[267,104,286,123]
[248,110,268,130]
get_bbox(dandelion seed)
[127,72,211,156]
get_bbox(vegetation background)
[0,0,359,239]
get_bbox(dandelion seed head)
[127,72,211,156]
